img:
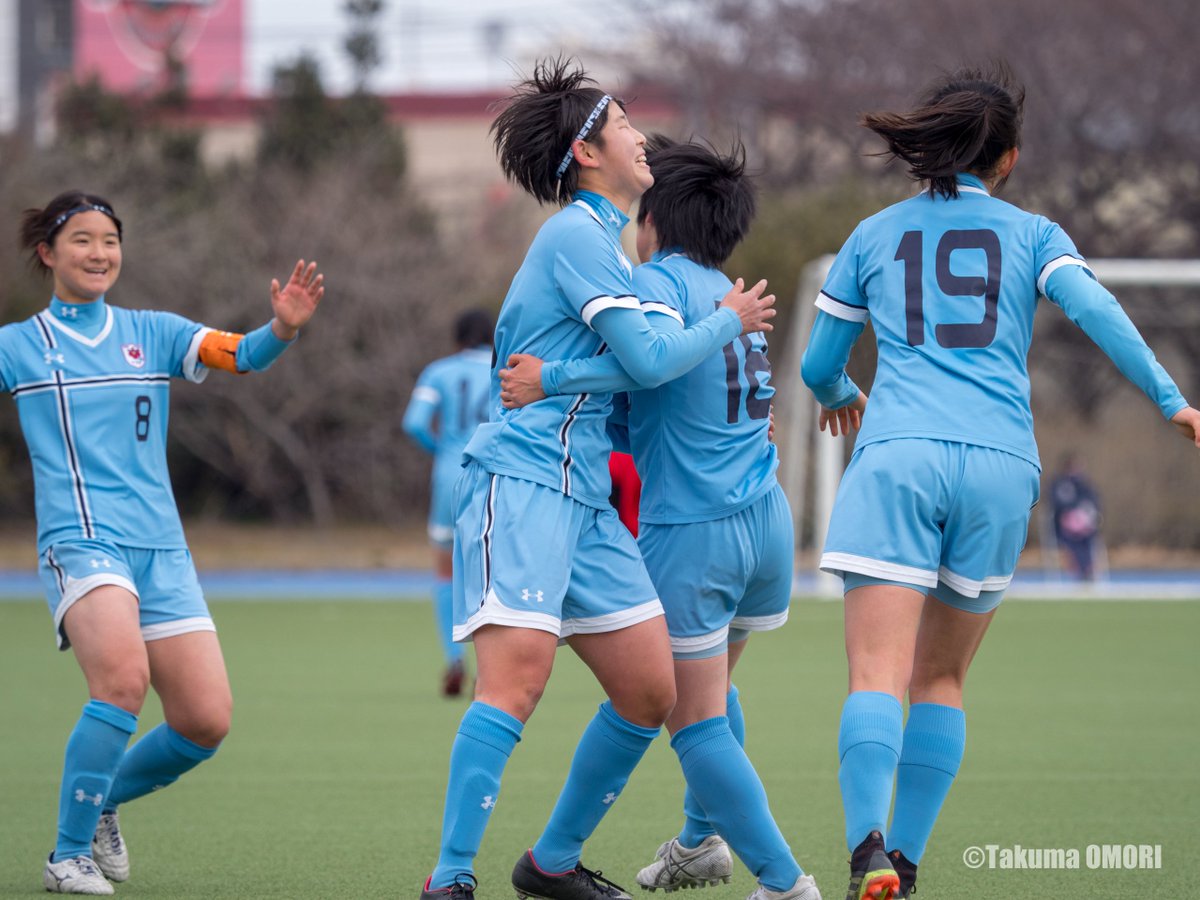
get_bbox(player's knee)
[619,678,675,728]
[92,663,150,713]
[172,701,232,748]
[908,667,966,705]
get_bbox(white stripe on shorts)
[142,617,217,642]
[936,566,1013,599]
[729,609,790,632]
[820,552,939,589]
[561,597,664,637]
[53,571,139,649]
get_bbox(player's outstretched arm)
[270,260,325,341]
[1171,406,1200,448]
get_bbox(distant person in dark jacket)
[1050,454,1102,581]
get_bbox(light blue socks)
[55,700,137,861]
[106,723,218,810]
[888,703,965,863]
[673,715,802,891]
[430,702,523,887]
[679,685,745,847]
[530,701,659,873]
[838,691,903,851]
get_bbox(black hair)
[861,63,1025,199]
[635,135,756,269]
[19,190,123,274]
[454,308,494,348]
[490,56,624,207]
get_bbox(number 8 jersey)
[817,173,1086,467]
[0,300,214,553]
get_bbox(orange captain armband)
[197,329,246,374]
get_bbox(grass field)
[1,596,1197,899]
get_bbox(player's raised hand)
[499,353,547,408]
[1171,405,1200,448]
[270,260,325,340]
[818,391,867,437]
[719,278,776,335]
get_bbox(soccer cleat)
[887,850,916,898]
[843,831,899,900]
[91,812,129,882]
[746,873,823,900]
[442,661,467,698]
[421,873,478,899]
[43,854,114,895]
[512,849,632,899]
[636,835,733,892]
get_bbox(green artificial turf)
[1,597,1196,898]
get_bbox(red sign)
[74,0,244,98]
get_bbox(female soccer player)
[799,66,1200,900]
[499,137,821,900]
[419,59,776,900]
[4,190,324,895]
[402,308,494,697]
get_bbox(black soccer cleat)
[512,850,632,900]
[887,849,917,898]
[844,830,899,900]
[421,874,477,900]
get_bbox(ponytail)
[862,64,1025,199]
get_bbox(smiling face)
[38,210,122,303]
[576,105,653,211]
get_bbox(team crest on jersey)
[122,344,146,368]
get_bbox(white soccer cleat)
[745,873,821,900]
[43,854,114,895]
[636,835,733,892]
[91,812,129,882]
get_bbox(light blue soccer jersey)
[628,252,777,524]
[818,174,1091,466]
[464,191,648,508]
[0,297,277,553]
[403,347,493,467]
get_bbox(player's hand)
[719,278,775,335]
[1171,405,1200,448]
[499,353,547,408]
[270,260,324,340]
[818,391,867,437]
[768,404,776,443]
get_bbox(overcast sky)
[245,0,631,95]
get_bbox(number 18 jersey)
[0,301,210,553]
[817,173,1084,467]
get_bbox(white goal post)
[775,256,1200,594]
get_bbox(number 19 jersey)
[817,173,1084,467]
[0,302,209,553]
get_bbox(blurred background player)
[5,190,323,895]
[403,308,494,696]
[1048,452,1103,581]
[799,64,1200,900]
[500,136,821,900]
[420,58,777,900]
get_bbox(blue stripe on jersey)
[35,313,57,349]
[13,374,171,397]
[481,473,497,605]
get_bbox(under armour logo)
[606,210,619,225]
[74,789,103,807]
[602,792,618,805]
[89,558,112,569]
[521,589,544,603]
[59,307,79,319]
[481,795,496,810]
[44,352,65,366]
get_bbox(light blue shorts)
[452,462,663,641]
[640,484,793,659]
[428,459,461,548]
[821,439,1039,613]
[40,539,214,651]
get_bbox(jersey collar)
[573,190,629,236]
[956,173,991,196]
[46,295,114,346]
[652,248,687,264]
